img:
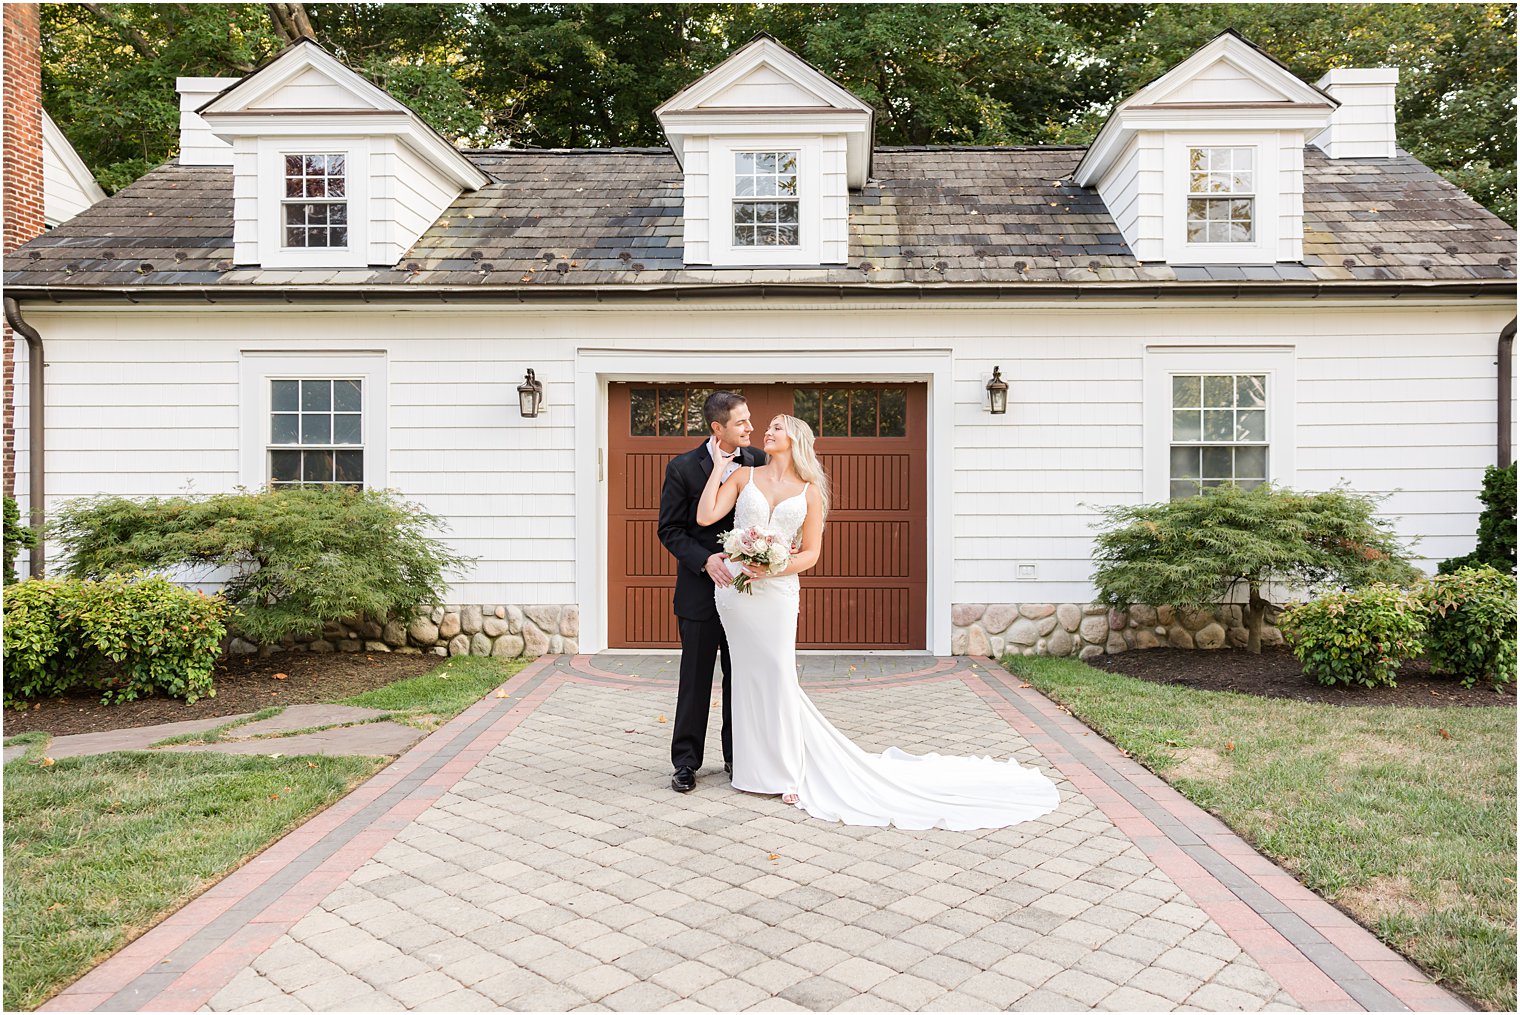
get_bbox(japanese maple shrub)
[1278,584,1426,688]
[49,486,472,646]
[1091,482,1422,653]
[3,572,230,705]
[1418,565,1517,690]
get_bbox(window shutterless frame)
[267,377,364,487]
[239,351,388,490]
[281,153,348,249]
[1185,146,1255,244]
[731,150,801,248]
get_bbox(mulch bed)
[1089,647,1515,708]
[3,651,446,738]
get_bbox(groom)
[657,391,767,793]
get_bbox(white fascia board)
[204,112,488,191]
[656,38,869,118]
[41,109,106,204]
[661,109,872,186]
[1122,106,1333,131]
[1135,36,1333,109]
[200,42,395,115]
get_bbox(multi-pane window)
[629,387,743,436]
[1186,147,1254,243]
[733,151,799,247]
[269,378,363,487]
[283,154,348,248]
[1169,373,1267,499]
[792,388,907,438]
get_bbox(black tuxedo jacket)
[658,441,768,622]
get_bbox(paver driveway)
[42,654,1466,1012]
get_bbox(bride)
[697,414,1060,831]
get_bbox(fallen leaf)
[268,753,283,759]
[1225,741,1235,751]
[1439,728,1451,739]
[307,762,317,768]
[710,699,719,709]
[767,853,780,861]
[47,902,63,911]
[1165,739,1180,747]
[495,690,510,698]
[269,793,280,800]
[272,672,288,681]
[1019,683,1032,689]
[39,757,54,767]
[657,714,667,723]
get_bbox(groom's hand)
[706,552,735,588]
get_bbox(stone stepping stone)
[45,714,255,759]
[3,745,26,764]
[229,704,392,738]
[156,722,424,758]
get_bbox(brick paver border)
[39,652,1469,1012]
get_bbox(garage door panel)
[813,520,910,578]
[624,453,673,511]
[800,587,912,648]
[624,587,679,644]
[625,520,676,576]
[824,453,912,511]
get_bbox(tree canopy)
[40,3,1517,222]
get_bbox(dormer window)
[1186,147,1254,244]
[733,151,799,247]
[283,154,348,249]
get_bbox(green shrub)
[1279,584,1427,689]
[49,486,472,646]
[4,496,37,586]
[1440,463,1517,574]
[1418,565,1517,690]
[3,573,230,705]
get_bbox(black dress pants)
[671,616,733,771]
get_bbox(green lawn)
[1007,654,1517,1012]
[3,653,529,1011]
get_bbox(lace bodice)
[735,469,809,546]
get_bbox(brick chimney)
[3,2,45,499]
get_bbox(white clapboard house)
[5,31,1515,658]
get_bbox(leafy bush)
[1439,463,1517,574]
[50,486,472,645]
[1092,482,1423,653]
[1279,584,1427,689]
[3,573,230,705]
[1418,565,1517,690]
[4,496,37,586]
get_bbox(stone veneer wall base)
[227,605,579,660]
[952,602,1283,658]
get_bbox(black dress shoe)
[671,767,696,793]
[724,762,732,776]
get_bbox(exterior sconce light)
[986,366,1008,415]
[518,368,544,418]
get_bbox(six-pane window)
[1186,147,1254,243]
[269,378,363,486]
[283,154,348,248]
[733,151,799,247]
[1169,373,1267,499]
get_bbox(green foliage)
[1278,584,1427,688]
[50,486,472,646]
[1418,565,1517,690]
[2,573,229,705]
[3,496,38,587]
[39,4,1514,223]
[1090,482,1423,652]
[1439,463,1518,574]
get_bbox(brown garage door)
[608,382,927,649]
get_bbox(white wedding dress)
[714,471,1061,830]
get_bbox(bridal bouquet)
[718,524,792,595]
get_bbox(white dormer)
[1074,31,1336,266]
[41,110,106,226]
[197,40,488,269]
[656,35,874,267]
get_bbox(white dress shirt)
[707,436,742,482]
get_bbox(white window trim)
[707,135,823,266]
[1143,345,1295,502]
[256,139,370,268]
[1163,133,1280,265]
[239,351,387,489]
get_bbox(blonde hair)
[775,414,830,519]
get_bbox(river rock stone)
[951,603,986,626]
[506,605,523,634]
[1079,645,1104,660]
[308,640,333,654]
[1047,628,1073,656]
[448,634,469,656]
[1021,603,1056,620]
[1261,625,1285,647]
[229,638,258,655]
[396,646,422,655]
[1005,618,1040,647]
[1227,627,1250,649]
[524,606,562,634]
[1157,605,1175,625]
[1167,627,1195,649]
[1129,604,1158,627]
[430,606,444,624]
[470,633,492,656]
[951,628,969,655]
[523,623,551,657]
[1036,616,1059,637]
[1106,631,1128,654]
[547,634,562,654]
[1108,608,1129,631]
[430,646,447,656]
[561,606,580,637]
[989,635,1005,658]
[1195,623,1226,650]
[407,618,439,646]
[365,641,390,653]
[382,619,407,647]
[461,605,484,635]
[338,639,361,653]
[983,604,1020,634]
[1181,609,1214,632]
[483,616,509,637]
[439,613,462,639]
[1056,603,1082,632]
[1078,616,1108,643]
[1132,627,1161,650]
[967,625,992,657]
[1083,602,1107,616]
[492,634,525,658]
[563,638,579,655]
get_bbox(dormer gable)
[198,39,488,270]
[41,109,106,226]
[1074,31,1337,266]
[657,34,874,267]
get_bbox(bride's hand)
[739,563,767,580]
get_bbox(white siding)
[370,137,462,266]
[1159,58,1291,104]
[41,114,105,225]
[696,64,829,108]
[12,302,1515,639]
[681,137,710,264]
[1096,135,1164,262]
[821,135,849,264]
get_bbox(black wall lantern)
[518,368,544,418]
[986,366,1008,415]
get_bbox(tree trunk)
[268,2,315,45]
[1246,582,1266,654]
